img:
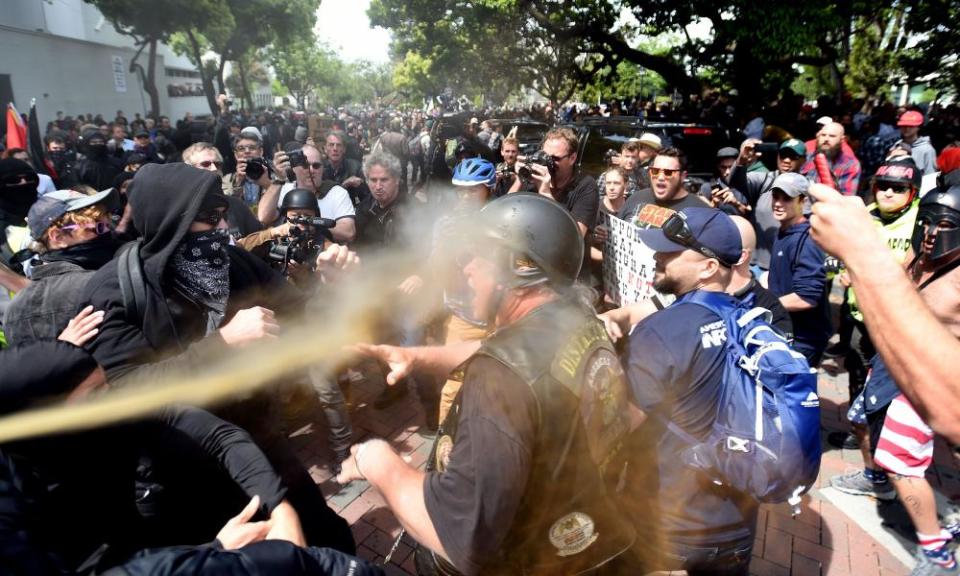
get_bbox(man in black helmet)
[340,194,636,575]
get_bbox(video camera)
[267,215,336,275]
[517,150,557,179]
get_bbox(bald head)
[730,215,755,268]
[817,122,846,157]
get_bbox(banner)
[602,213,663,306]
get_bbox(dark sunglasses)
[59,221,112,235]
[649,167,680,178]
[307,162,323,170]
[194,209,229,225]
[779,152,801,161]
[873,181,912,194]
[661,212,734,268]
[197,160,223,169]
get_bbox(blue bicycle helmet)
[452,158,496,188]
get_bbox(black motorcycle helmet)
[912,184,960,262]
[279,188,318,215]
[473,193,583,288]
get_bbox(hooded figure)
[76,130,123,191]
[79,162,355,554]
[0,159,39,285]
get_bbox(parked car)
[563,117,733,179]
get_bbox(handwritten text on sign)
[602,214,660,306]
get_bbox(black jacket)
[80,163,303,384]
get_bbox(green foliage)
[899,0,960,98]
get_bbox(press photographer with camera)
[508,128,598,240]
[258,144,357,244]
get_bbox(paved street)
[282,351,960,576]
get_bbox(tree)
[899,0,960,100]
[268,39,335,110]
[85,0,224,115]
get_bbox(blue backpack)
[665,290,822,515]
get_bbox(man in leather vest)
[339,194,637,575]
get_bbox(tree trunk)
[145,38,160,117]
[186,31,219,115]
[128,37,161,118]
[217,59,228,97]
[237,58,254,111]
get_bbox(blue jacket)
[768,221,833,355]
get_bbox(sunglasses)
[874,181,912,194]
[661,212,734,268]
[649,167,681,178]
[197,160,223,169]
[779,152,801,161]
[235,144,260,153]
[307,162,323,170]
[549,153,571,163]
[2,173,39,186]
[194,209,229,225]
[59,221,111,235]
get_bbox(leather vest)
[424,300,637,575]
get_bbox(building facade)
[0,0,209,126]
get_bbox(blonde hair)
[40,204,111,248]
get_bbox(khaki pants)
[438,315,490,423]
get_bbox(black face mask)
[86,143,107,158]
[0,159,40,222]
[41,233,120,270]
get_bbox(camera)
[287,150,308,169]
[267,215,336,275]
[244,157,273,180]
[517,150,557,179]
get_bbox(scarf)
[170,230,230,333]
[41,234,120,270]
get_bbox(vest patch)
[549,512,599,557]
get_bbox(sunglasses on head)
[194,208,228,225]
[661,212,734,268]
[59,221,111,235]
[648,167,680,178]
[873,181,912,194]
[197,160,223,169]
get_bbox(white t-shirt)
[278,182,356,221]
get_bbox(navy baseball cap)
[639,206,742,266]
[28,188,117,239]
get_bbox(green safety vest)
[847,199,919,322]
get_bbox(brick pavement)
[286,360,933,575]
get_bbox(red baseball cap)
[897,110,924,127]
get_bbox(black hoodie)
[80,162,302,384]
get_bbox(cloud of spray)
[0,190,467,444]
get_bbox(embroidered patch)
[548,512,599,557]
[435,435,454,472]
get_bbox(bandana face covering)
[170,229,230,333]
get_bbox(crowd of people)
[0,86,959,576]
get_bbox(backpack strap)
[117,240,147,327]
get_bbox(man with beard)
[617,147,708,229]
[626,206,758,575]
[76,130,123,191]
[801,121,861,196]
[3,189,119,345]
[79,163,356,554]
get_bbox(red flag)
[5,103,27,150]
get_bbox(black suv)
[563,116,733,179]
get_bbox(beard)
[652,272,680,296]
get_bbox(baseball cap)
[240,126,263,141]
[771,172,809,198]
[634,132,662,150]
[875,156,921,189]
[716,146,739,160]
[28,188,117,239]
[638,207,742,266]
[779,138,806,157]
[897,110,924,127]
[816,116,833,126]
[134,129,149,138]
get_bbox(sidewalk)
[286,363,938,575]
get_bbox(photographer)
[259,189,329,281]
[223,130,272,209]
[258,144,356,244]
